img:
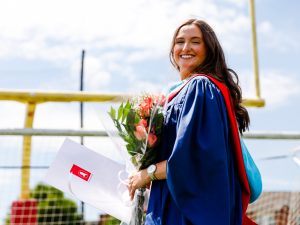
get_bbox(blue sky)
[0,0,300,222]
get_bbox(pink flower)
[134,125,147,140]
[138,119,148,128]
[147,133,158,147]
[153,95,166,106]
[139,97,153,117]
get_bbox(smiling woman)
[127,18,256,225]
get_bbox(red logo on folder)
[70,164,92,182]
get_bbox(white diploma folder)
[44,138,133,223]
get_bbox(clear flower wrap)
[106,94,166,225]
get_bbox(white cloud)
[261,72,300,107]
[125,49,165,64]
[214,15,250,54]
[127,80,166,94]
[259,152,300,191]
[0,0,298,110]
[263,177,300,191]
[258,21,272,33]
[34,102,84,129]
[0,102,26,128]
[0,0,258,96]
[258,20,300,52]
[0,170,21,185]
[241,70,300,108]
[69,56,113,91]
[223,0,248,8]
[0,0,252,61]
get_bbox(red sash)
[168,74,256,225]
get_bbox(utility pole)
[80,49,85,221]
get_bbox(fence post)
[21,102,36,199]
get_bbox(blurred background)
[0,0,300,224]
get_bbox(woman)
[128,19,255,225]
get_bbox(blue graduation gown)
[146,76,243,225]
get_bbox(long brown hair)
[170,19,250,132]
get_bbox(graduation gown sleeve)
[166,76,242,224]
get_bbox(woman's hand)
[128,161,167,200]
[127,169,151,200]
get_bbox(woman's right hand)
[127,169,151,200]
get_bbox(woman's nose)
[182,42,191,51]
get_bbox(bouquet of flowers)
[108,94,166,224]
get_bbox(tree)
[5,183,83,225]
[99,214,121,225]
[30,183,83,224]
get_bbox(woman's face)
[173,24,207,80]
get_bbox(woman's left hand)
[128,169,151,200]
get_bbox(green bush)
[5,183,122,225]
[5,183,83,225]
[31,183,83,225]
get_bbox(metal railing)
[0,91,132,200]
[1,128,300,140]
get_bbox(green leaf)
[117,103,124,121]
[123,134,133,143]
[134,113,140,124]
[126,109,137,128]
[122,101,131,122]
[126,143,137,156]
[125,100,131,109]
[114,120,123,133]
[154,113,164,133]
[108,106,116,120]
